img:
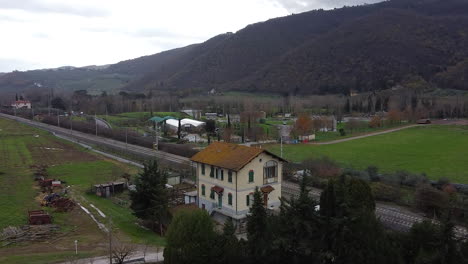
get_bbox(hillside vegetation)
[2,0,468,96]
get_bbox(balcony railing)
[264,177,278,184]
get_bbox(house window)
[228,171,232,183]
[210,165,214,178]
[263,160,278,184]
[201,164,205,175]
[246,195,250,206]
[248,170,254,183]
[221,169,224,181]
[215,168,219,179]
[228,193,233,205]
[201,185,205,196]
[210,190,215,200]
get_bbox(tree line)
[163,174,468,264]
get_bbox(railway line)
[0,113,191,168]
[2,112,467,237]
[282,181,468,237]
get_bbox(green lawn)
[0,119,46,228]
[0,116,165,259]
[267,125,468,183]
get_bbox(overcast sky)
[0,0,382,72]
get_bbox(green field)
[267,125,468,183]
[0,117,163,263]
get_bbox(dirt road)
[312,124,420,145]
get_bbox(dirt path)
[312,124,421,145]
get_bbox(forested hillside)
[2,0,468,96]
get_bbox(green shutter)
[221,170,224,181]
[210,190,215,199]
[228,171,232,183]
[246,195,250,206]
[202,185,205,196]
[201,164,205,175]
[249,170,254,183]
[210,166,214,178]
[228,194,232,205]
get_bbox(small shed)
[94,182,126,198]
[28,210,52,225]
[184,191,197,204]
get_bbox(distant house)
[191,142,287,228]
[11,100,31,109]
[205,113,218,120]
[181,109,202,119]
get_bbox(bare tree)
[112,240,136,264]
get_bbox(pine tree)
[277,174,321,263]
[164,210,216,264]
[246,187,270,262]
[130,160,168,235]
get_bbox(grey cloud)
[0,0,109,17]
[271,0,384,13]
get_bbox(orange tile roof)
[190,142,285,171]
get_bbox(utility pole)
[280,135,283,158]
[125,127,128,151]
[95,113,98,136]
[108,217,113,264]
[48,90,51,116]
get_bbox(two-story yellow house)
[190,142,286,225]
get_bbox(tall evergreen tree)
[130,160,168,235]
[164,209,216,264]
[277,174,321,263]
[246,187,270,262]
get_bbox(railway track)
[3,113,467,237]
[282,181,468,237]
[0,113,191,168]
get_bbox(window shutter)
[246,195,250,206]
[202,185,205,196]
[249,170,254,183]
[210,166,214,178]
[210,190,215,199]
[201,164,205,175]
[228,171,232,183]
[221,170,224,181]
[228,193,232,205]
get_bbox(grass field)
[267,125,468,183]
[0,117,164,263]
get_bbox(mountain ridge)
[2,0,468,95]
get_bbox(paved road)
[282,181,468,237]
[59,250,164,264]
[94,116,112,129]
[312,124,420,145]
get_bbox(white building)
[11,100,31,109]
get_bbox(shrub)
[339,128,346,136]
[371,182,401,202]
[302,157,341,178]
[415,184,449,216]
[366,166,380,181]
